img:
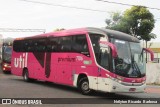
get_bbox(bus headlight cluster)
[4,63,8,67]
[106,74,123,83]
[3,63,10,68]
[142,81,146,84]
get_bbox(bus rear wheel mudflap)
[78,77,93,95]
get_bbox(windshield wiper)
[131,55,142,77]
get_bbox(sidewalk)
[145,85,160,94]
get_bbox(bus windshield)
[112,39,145,78]
[3,46,12,63]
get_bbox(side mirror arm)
[143,48,154,61]
[99,41,118,58]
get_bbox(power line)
[0,28,46,33]
[19,0,160,21]
[96,0,160,11]
[19,0,160,13]
[20,0,109,13]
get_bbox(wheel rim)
[81,81,89,92]
[24,72,28,80]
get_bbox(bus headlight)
[142,81,146,84]
[3,63,10,68]
[106,74,122,83]
[118,80,122,83]
[4,64,8,67]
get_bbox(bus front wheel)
[78,77,92,95]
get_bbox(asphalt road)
[0,69,160,107]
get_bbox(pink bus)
[11,27,154,95]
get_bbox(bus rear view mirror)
[143,48,154,61]
[99,41,118,58]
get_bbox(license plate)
[129,88,136,92]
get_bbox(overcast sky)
[0,0,160,42]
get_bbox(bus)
[1,46,12,73]
[11,27,154,95]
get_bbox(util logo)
[14,53,28,68]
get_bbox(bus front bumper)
[107,79,146,93]
[2,63,11,72]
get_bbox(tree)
[124,6,155,38]
[105,11,122,28]
[54,28,65,31]
[105,6,156,42]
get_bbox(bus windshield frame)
[111,38,146,78]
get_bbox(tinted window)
[24,40,34,52]
[47,36,72,52]
[13,40,25,52]
[89,34,110,69]
[47,37,72,52]
[47,37,59,52]
[13,39,46,52]
[34,38,46,52]
[59,36,72,52]
[13,35,90,57]
[72,35,90,56]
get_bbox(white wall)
[146,63,160,84]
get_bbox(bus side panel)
[45,53,97,86]
[58,53,98,86]
[47,63,57,83]
[11,51,27,76]
[53,53,69,84]
[27,52,46,80]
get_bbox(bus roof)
[15,27,140,43]
[86,27,140,43]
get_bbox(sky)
[0,0,160,42]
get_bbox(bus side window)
[23,40,28,52]
[59,36,72,52]
[34,38,46,52]
[72,35,90,57]
[24,40,34,52]
[13,40,24,52]
[47,37,59,52]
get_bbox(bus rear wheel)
[78,77,92,95]
[23,69,30,82]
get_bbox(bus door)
[89,33,110,91]
[97,44,110,91]
[97,68,108,91]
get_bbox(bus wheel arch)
[77,74,92,95]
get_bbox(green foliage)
[54,28,65,31]
[106,11,122,29]
[105,6,156,41]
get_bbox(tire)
[3,70,10,74]
[78,77,92,95]
[23,69,30,82]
